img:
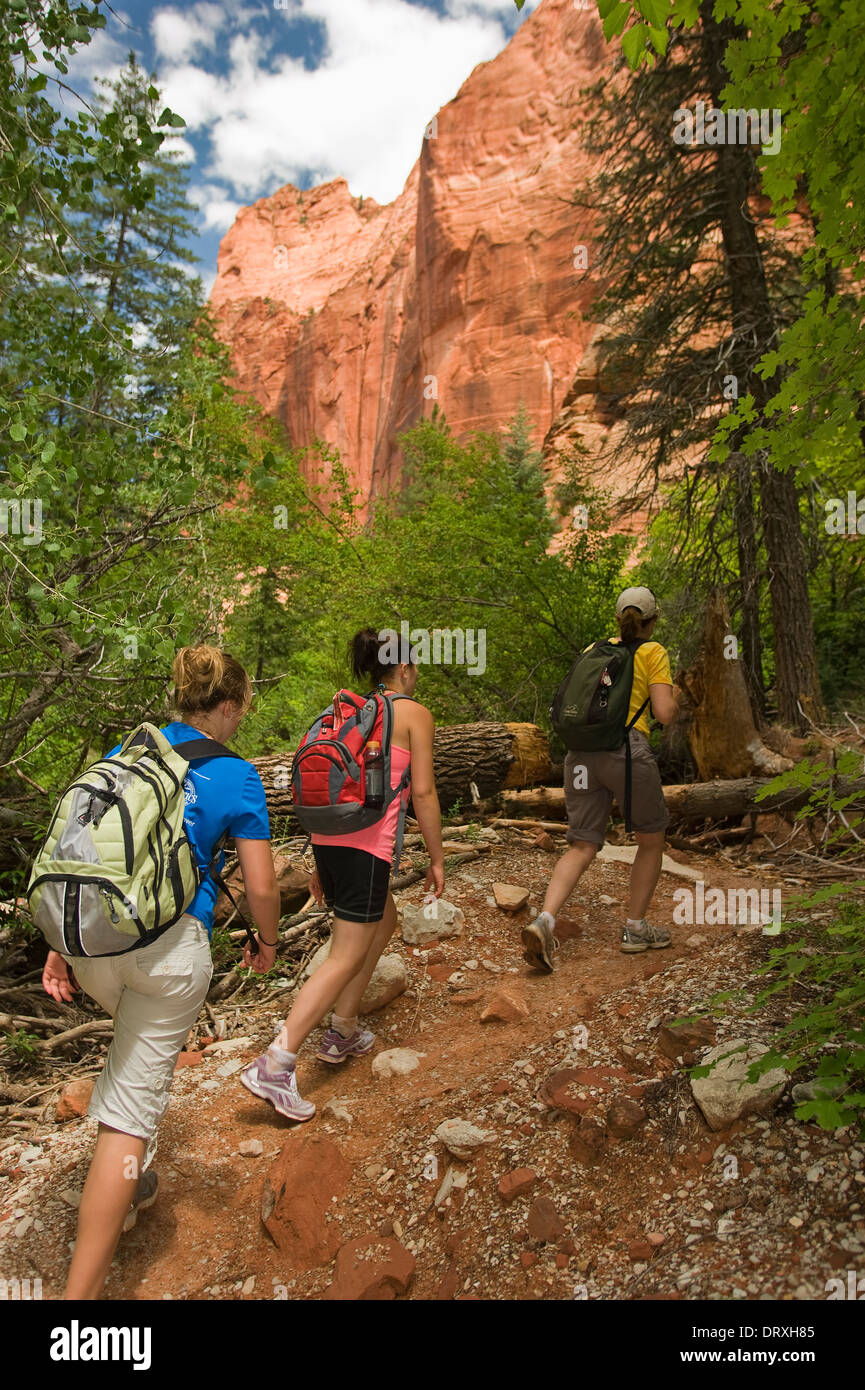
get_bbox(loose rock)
[492,882,530,913]
[498,1168,538,1203]
[401,899,465,946]
[435,1118,496,1160]
[606,1098,647,1140]
[323,1234,415,1300]
[480,987,529,1024]
[657,1018,716,1062]
[261,1135,352,1270]
[569,1118,607,1167]
[55,1079,94,1122]
[372,1048,424,1079]
[527,1196,565,1243]
[690,1038,787,1131]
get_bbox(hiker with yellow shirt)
[522,586,680,970]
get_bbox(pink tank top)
[311,743,411,865]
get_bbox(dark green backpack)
[550,639,650,829]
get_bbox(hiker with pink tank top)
[241,627,445,1120]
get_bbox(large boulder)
[690,1038,787,1131]
[261,1134,352,1270]
[214,852,309,926]
[303,941,408,1014]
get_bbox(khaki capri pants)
[62,913,212,1169]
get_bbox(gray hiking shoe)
[521,917,560,973]
[620,921,672,953]
[240,1054,315,1121]
[123,1168,159,1233]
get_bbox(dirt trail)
[2,838,862,1301]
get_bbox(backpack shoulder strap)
[624,639,650,729]
[173,738,244,762]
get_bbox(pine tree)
[573,15,822,726]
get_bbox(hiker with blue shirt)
[522,587,680,971]
[39,645,276,1299]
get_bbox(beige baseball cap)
[615,586,658,618]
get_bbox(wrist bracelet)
[258,934,278,947]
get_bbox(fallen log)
[501,775,865,823]
[251,721,552,823]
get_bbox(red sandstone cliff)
[210,0,616,502]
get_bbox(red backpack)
[291,690,413,868]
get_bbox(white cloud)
[162,133,197,163]
[155,0,525,205]
[53,25,129,113]
[151,3,230,63]
[188,182,243,231]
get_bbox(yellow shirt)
[583,638,672,738]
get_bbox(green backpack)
[550,639,650,829]
[27,722,255,958]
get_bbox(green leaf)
[635,0,669,25]
[602,2,631,41]
[648,23,669,56]
[622,21,649,66]
[157,108,186,129]
[9,421,27,441]
[40,440,56,463]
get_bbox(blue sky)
[66,0,540,291]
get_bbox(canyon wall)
[210,0,617,503]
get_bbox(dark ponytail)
[617,607,649,643]
[350,627,414,685]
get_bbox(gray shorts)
[62,913,212,1168]
[563,730,670,846]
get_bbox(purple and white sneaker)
[240,1055,315,1121]
[316,1027,376,1065]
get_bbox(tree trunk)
[681,588,794,779]
[758,452,825,727]
[729,451,764,720]
[251,722,552,825]
[701,3,824,731]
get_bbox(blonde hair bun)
[171,644,252,716]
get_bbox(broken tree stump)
[681,589,794,780]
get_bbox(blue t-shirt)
[107,721,270,935]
